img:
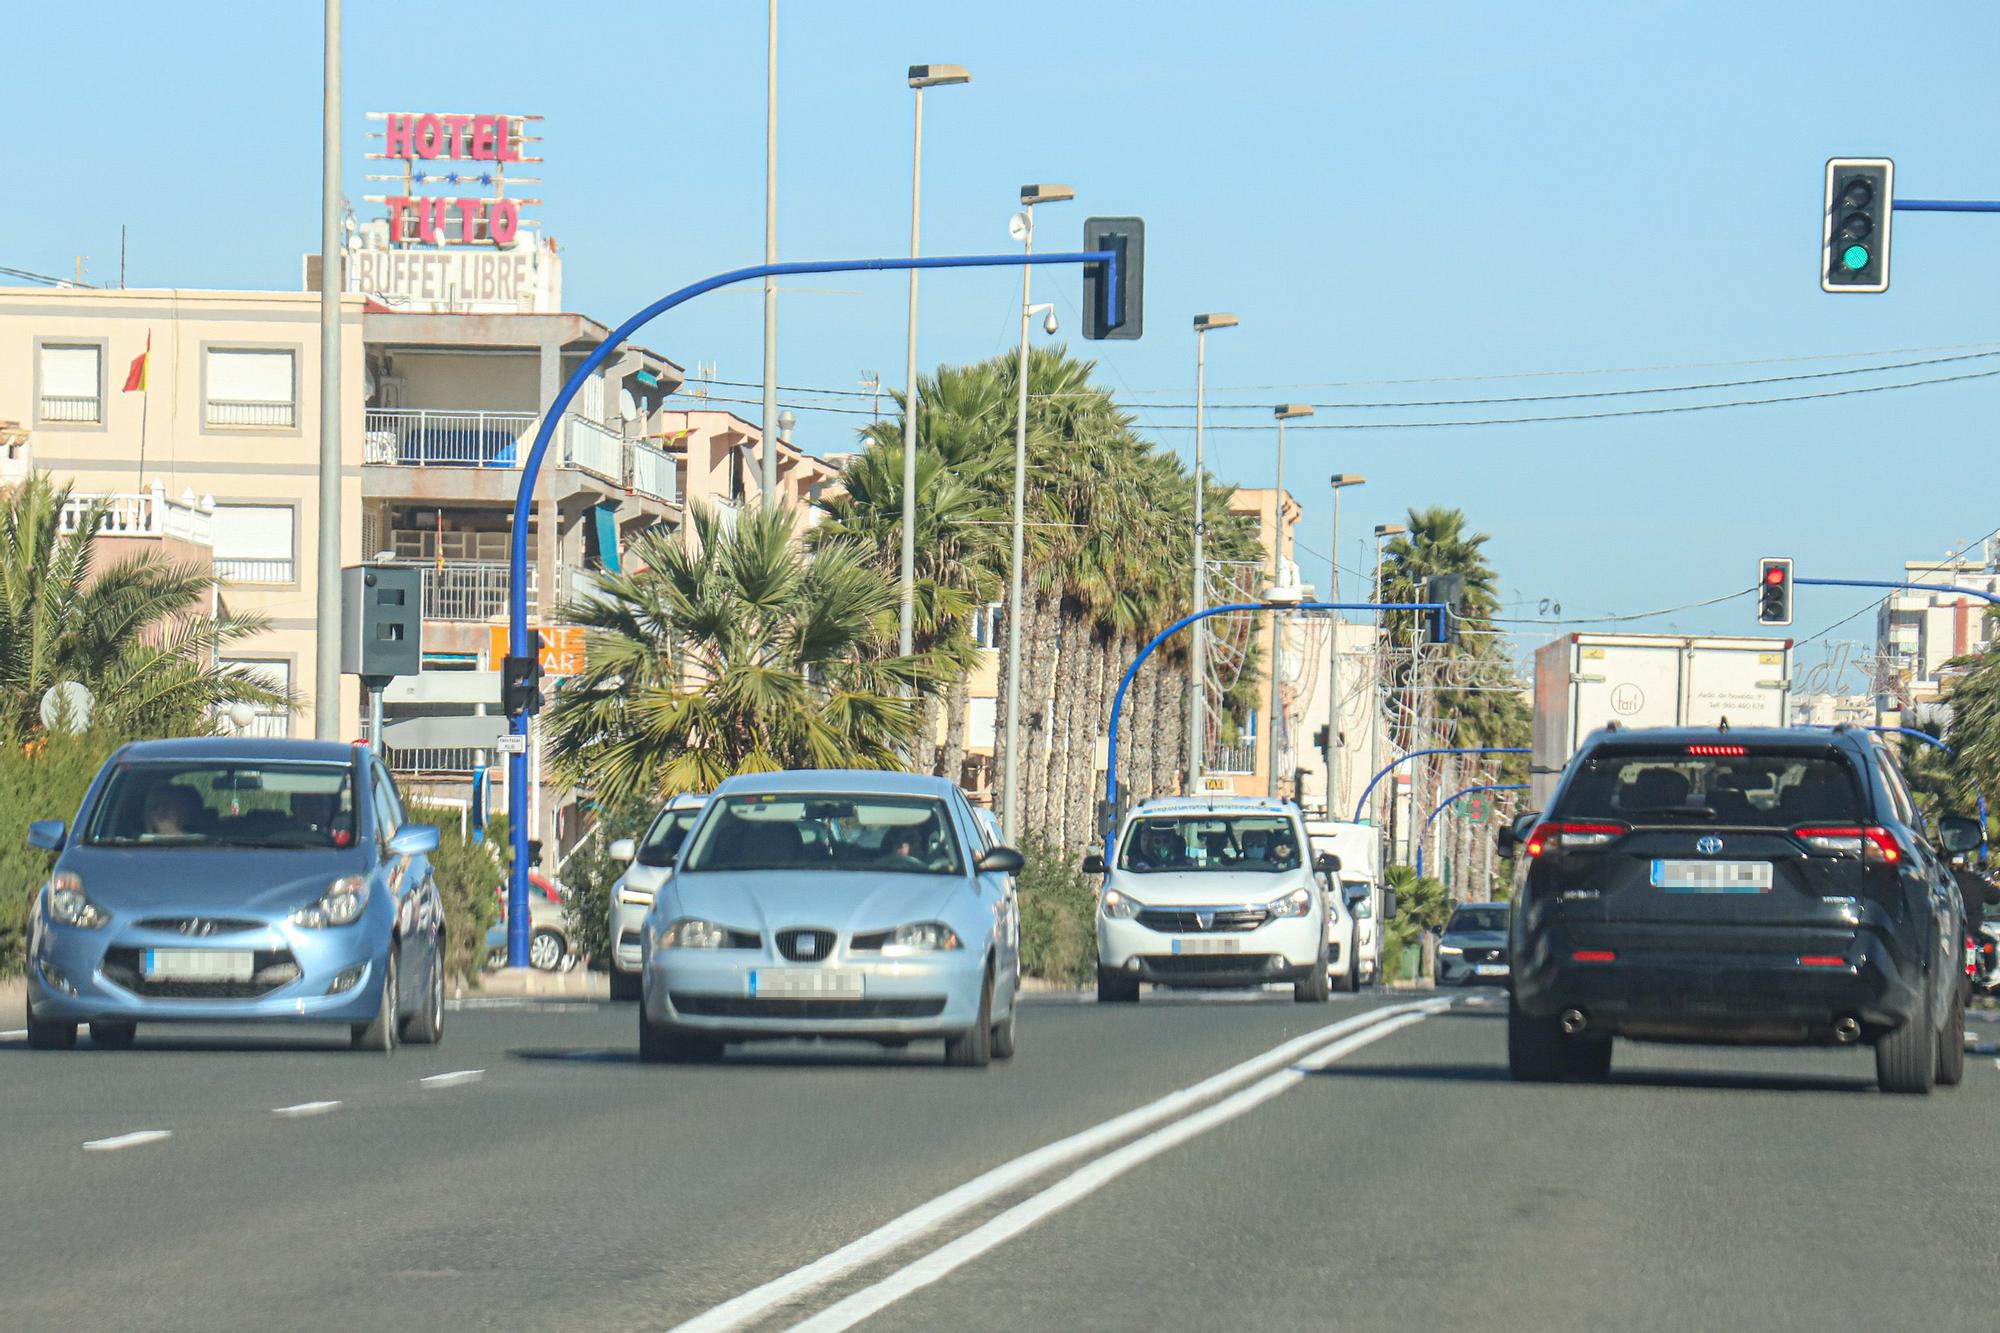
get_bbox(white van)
[1305,820,1383,989]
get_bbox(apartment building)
[1875,553,2000,706]
[0,285,367,737]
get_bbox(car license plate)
[142,949,256,982]
[1651,859,1773,893]
[1170,937,1242,956]
[747,969,864,999]
[1474,963,1510,977]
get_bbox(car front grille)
[1136,907,1270,934]
[1142,954,1282,977]
[1454,946,1507,965]
[777,929,836,962]
[100,947,301,999]
[133,917,264,937]
[670,994,946,1020]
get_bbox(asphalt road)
[4,987,1999,1332]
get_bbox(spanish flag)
[122,333,150,393]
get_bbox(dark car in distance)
[1437,903,1511,986]
[1501,726,1977,1094]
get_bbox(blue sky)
[6,0,1998,671]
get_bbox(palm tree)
[0,474,283,737]
[545,502,937,803]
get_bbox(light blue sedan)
[24,738,444,1052]
[639,771,1023,1067]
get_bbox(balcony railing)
[382,745,485,775]
[1205,741,1258,775]
[563,413,626,485]
[631,442,676,502]
[390,559,538,622]
[215,556,295,584]
[58,483,215,547]
[206,399,297,429]
[365,408,538,468]
[40,394,100,424]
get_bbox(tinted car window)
[637,809,702,867]
[1560,748,1865,826]
[1118,815,1302,873]
[84,760,357,850]
[1447,906,1509,933]
[685,795,964,875]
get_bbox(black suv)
[1500,726,1978,1094]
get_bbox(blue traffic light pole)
[1102,601,1446,861]
[1794,576,2000,607]
[502,249,1118,968]
[1415,782,1529,880]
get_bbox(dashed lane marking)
[418,1069,484,1089]
[83,1130,171,1152]
[273,1101,342,1117]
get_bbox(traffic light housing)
[1082,217,1144,340]
[1822,158,1893,293]
[1423,573,1466,646]
[1757,558,1794,627]
[1313,725,1330,759]
[502,653,545,716]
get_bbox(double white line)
[673,998,1448,1333]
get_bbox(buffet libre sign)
[371,112,536,245]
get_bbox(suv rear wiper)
[1621,805,1718,821]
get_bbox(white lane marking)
[273,1100,342,1117]
[793,1011,1432,1332]
[670,1000,1446,1333]
[418,1069,484,1089]
[83,1130,172,1152]
[0,1029,26,1040]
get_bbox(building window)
[217,658,292,737]
[971,603,1003,649]
[205,348,297,428]
[39,343,102,424]
[213,504,296,583]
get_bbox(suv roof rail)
[1603,720,1621,732]
[1831,722,1853,733]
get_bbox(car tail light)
[1526,821,1629,857]
[1686,744,1747,756]
[1793,825,1902,865]
[1572,950,1616,963]
[1797,955,1847,968]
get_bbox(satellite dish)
[39,682,95,735]
[1008,213,1030,243]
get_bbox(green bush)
[0,730,124,976]
[1017,834,1098,987]
[557,801,655,970]
[404,804,502,986]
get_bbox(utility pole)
[1268,405,1311,796]
[759,0,779,503]
[1188,313,1238,786]
[1327,474,1364,816]
[314,0,343,739]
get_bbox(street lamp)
[898,62,972,657]
[1267,404,1312,797]
[1325,472,1365,815]
[1188,312,1238,789]
[1000,182,1075,842]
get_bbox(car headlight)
[1101,888,1143,920]
[291,875,370,929]
[659,917,729,949]
[615,878,657,907]
[881,922,961,955]
[1266,887,1317,918]
[1438,944,1463,956]
[45,872,110,929]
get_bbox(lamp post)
[760,0,779,500]
[1000,182,1074,842]
[314,0,342,738]
[1372,521,1407,840]
[898,63,972,656]
[1325,472,1365,815]
[1267,404,1311,797]
[1188,312,1238,788]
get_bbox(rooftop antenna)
[858,371,882,422]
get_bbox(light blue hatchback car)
[24,738,444,1052]
[639,770,1023,1067]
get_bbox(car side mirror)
[609,838,637,864]
[1497,811,1539,860]
[977,846,1025,875]
[27,819,64,851]
[388,823,441,857]
[1081,853,1106,875]
[1381,890,1399,921]
[1313,851,1341,874]
[1939,815,1984,856]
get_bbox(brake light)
[1794,825,1902,865]
[1526,821,1629,856]
[1797,955,1847,968]
[1572,950,1616,963]
[1686,744,1747,756]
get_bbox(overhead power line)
[1793,523,2000,652]
[1486,586,1755,626]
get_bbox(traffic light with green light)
[1757,558,1793,627]
[1822,158,1892,293]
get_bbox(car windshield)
[1561,749,1865,826]
[1118,815,1302,873]
[636,807,703,867]
[1448,906,1510,934]
[683,794,963,875]
[82,760,357,850]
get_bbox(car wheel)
[1875,979,1937,1094]
[991,982,1018,1061]
[608,969,643,1003]
[26,1010,77,1050]
[1937,983,1966,1088]
[1507,999,1565,1081]
[1096,968,1140,1004]
[528,929,566,973]
[944,968,994,1068]
[638,1009,720,1064]
[89,1021,137,1049]
[1567,1035,1613,1079]
[1295,948,1331,1003]
[351,951,398,1053]
[400,949,446,1046]
[1343,953,1362,993]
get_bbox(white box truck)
[1531,633,1793,809]
[1305,819,1384,988]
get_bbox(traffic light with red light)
[1757,558,1793,627]
[1822,158,1893,293]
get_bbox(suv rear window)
[1559,747,1867,826]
